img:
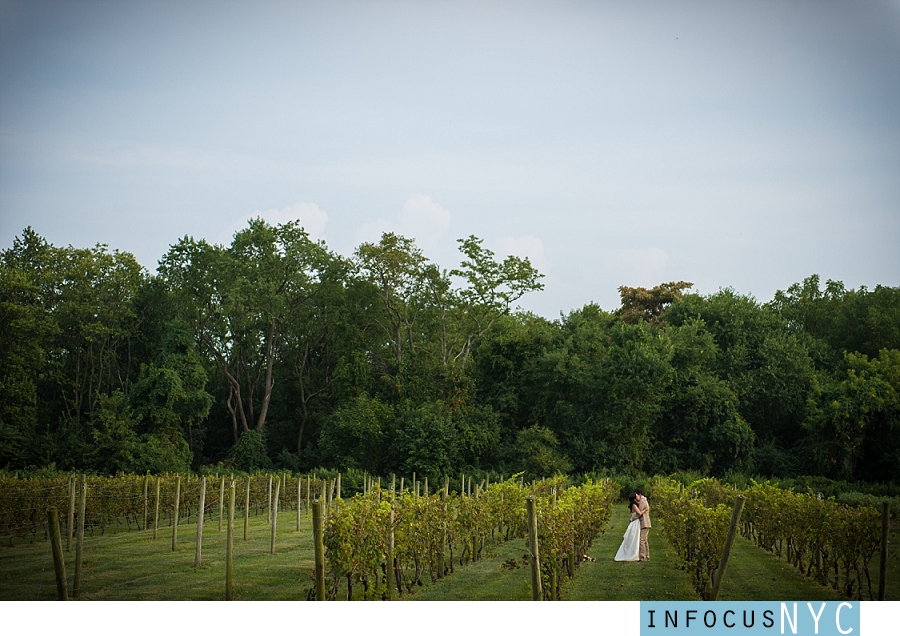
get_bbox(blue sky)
[2,0,898,318]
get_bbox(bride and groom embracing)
[614,488,651,562]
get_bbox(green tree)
[665,289,814,457]
[771,275,900,362]
[803,349,900,481]
[0,256,49,468]
[317,395,393,474]
[129,321,212,461]
[444,235,544,368]
[159,219,332,443]
[513,424,572,480]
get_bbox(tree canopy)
[2,226,898,482]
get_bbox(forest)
[1,221,898,484]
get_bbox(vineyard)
[0,472,319,545]
[0,472,894,601]
[0,472,618,601]
[323,476,617,600]
[649,475,891,601]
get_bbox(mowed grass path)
[563,503,699,600]
[0,509,316,600]
[715,533,846,601]
[401,537,534,600]
[407,504,700,601]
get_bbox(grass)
[1,501,894,601]
[562,503,700,600]
[715,534,846,601]
[0,508,316,601]
[401,538,533,600]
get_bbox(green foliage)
[2,223,898,483]
[651,476,732,599]
[658,369,755,475]
[321,478,617,600]
[513,425,572,480]
[803,349,900,481]
[226,430,272,472]
[671,475,885,600]
[317,395,393,473]
[393,401,458,479]
[89,392,192,474]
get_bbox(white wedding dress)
[614,515,640,561]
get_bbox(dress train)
[614,518,640,561]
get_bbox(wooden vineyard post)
[226,478,235,600]
[195,476,207,567]
[142,475,148,532]
[172,475,182,552]
[386,501,396,599]
[527,496,542,601]
[306,474,311,517]
[549,490,557,600]
[297,476,302,532]
[74,474,86,598]
[218,475,225,532]
[270,477,280,554]
[437,491,446,579]
[567,498,576,579]
[243,476,250,541]
[711,494,745,601]
[67,475,76,551]
[337,473,341,500]
[880,499,890,601]
[47,507,68,600]
[153,476,161,540]
[313,499,326,600]
[267,475,273,525]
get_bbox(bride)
[614,493,642,561]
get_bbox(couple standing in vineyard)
[614,488,651,562]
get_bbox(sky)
[1,0,898,318]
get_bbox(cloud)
[495,235,551,274]
[397,194,451,251]
[353,217,392,249]
[221,202,328,244]
[611,247,669,288]
[353,193,452,254]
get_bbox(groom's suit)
[637,496,651,561]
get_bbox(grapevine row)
[649,476,731,599]
[322,477,618,600]
[669,476,882,600]
[0,473,326,544]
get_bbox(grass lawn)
[715,534,846,601]
[0,508,316,600]
[402,538,533,600]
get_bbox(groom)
[635,488,651,561]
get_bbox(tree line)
[1,222,898,482]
